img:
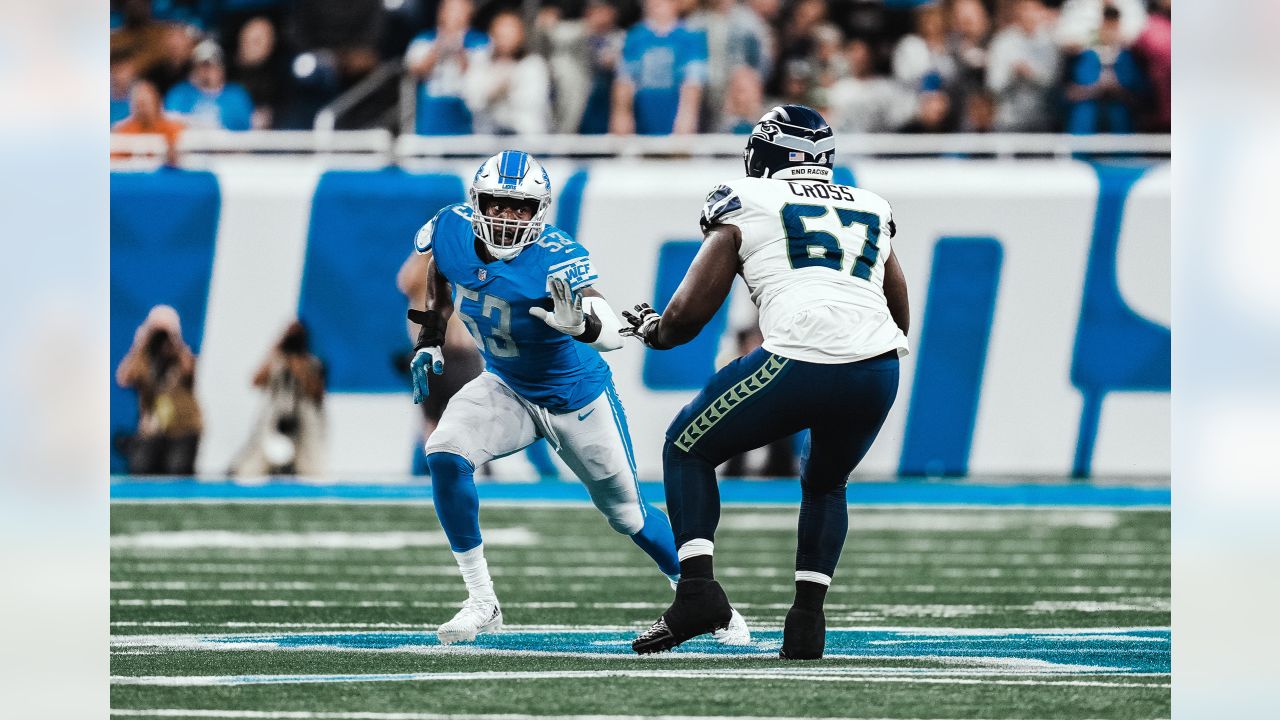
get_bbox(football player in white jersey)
[623,106,910,659]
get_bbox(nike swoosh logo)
[577,409,596,421]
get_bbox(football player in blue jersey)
[408,150,749,645]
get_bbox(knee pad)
[426,451,473,487]
[602,500,645,536]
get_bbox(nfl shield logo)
[477,268,487,281]
[789,151,803,161]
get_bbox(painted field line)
[110,669,1170,689]
[109,478,1171,507]
[108,597,1172,613]
[110,711,1019,720]
[111,624,1170,637]
[111,529,535,550]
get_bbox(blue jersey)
[416,203,609,413]
[619,22,708,135]
[164,81,254,131]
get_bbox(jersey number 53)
[779,202,882,280]
[455,286,519,358]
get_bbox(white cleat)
[436,596,503,645]
[712,607,752,645]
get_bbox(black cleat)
[779,605,825,660]
[632,578,733,654]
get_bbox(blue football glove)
[409,346,445,404]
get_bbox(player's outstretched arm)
[407,252,453,404]
[529,278,625,352]
[622,224,741,350]
[884,251,910,335]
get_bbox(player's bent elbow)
[582,296,625,352]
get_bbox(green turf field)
[110,501,1170,719]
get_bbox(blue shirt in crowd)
[408,29,490,136]
[164,81,254,131]
[619,21,708,135]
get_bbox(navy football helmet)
[743,105,835,181]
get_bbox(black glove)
[620,303,663,349]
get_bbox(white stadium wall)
[110,158,1169,479]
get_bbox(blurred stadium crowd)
[111,0,1171,139]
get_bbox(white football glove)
[529,277,587,336]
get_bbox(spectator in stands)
[110,54,138,126]
[810,23,847,92]
[110,0,187,93]
[289,0,382,83]
[948,0,991,105]
[165,40,256,131]
[115,306,203,476]
[112,79,186,165]
[151,22,200,95]
[829,38,913,134]
[1132,0,1170,132]
[1055,0,1148,53]
[464,11,552,135]
[986,0,1060,132]
[1065,5,1147,134]
[769,58,821,112]
[718,65,764,133]
[232,16,289,130]
[232,321,327,477]
[610,0,709,135]
[537,0,626,134]
[689,0,774,132]
[578,0,628,134]
[961,88,998,133]
[893,2,957,92]
[773,0,825,94]
[406,0,489,135]
[900,86,954,134]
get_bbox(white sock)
[678,538,714,561]
[795,570,832,586]
[453,545,496,601]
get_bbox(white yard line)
[111,529,536,550]
[110,623,1170,637]
[109,668,1170,688]
[109,498,1170,511]
[108,597,1172,613]
[109,710,1071,720]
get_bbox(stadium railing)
[110,130,1172,168]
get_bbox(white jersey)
[700,176,909,364]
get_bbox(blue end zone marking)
[208,628,1169,674]
[900,238,1003,477]
[553,169,589,238]
[1070,162,1169,478]
[110,478,1169,506]
[110,169,222,473]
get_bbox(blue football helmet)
[469,150,552,260]
[743,105,836,181]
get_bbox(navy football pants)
[663,347,899,578]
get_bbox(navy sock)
[679,554,714,580]
[425,452,481,552]
[793,580,828,611]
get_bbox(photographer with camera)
[232,320,327,477]
[115,305,203,475]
